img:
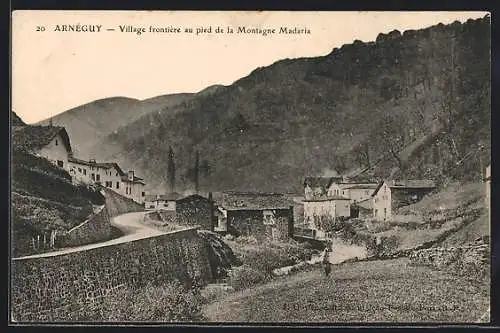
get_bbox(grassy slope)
[368,182,487,252]
[203,258,489,323]
[11,151,105,256]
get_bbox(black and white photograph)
[10,10,491,324]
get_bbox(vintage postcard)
[10,10,491,324]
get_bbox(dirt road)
[14,211,169,260]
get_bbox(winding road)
[14,211,171,260]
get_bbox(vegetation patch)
[63,281,206,322]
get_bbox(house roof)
[303,195,350,202]
[340,183,378,190]
[121,175,145,185]
[304,177,343,189]
[145,192,182,202]
[68,157,126,175]
[12,125,72,153]
[219,192,292,211]
[372,179,436,196]
[176,194,212,203]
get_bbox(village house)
[302,195,351,239]
[215,192,294,241]
[175,194,214,231]
[144,193,182,211]
[372,180,436,221]
[120,170,147,204]
[304,176,344,199]
[68,157,146,204]
[12,125,73,171]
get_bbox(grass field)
[203,258,489,323]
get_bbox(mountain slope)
[37,93,195,159]
[58,17,491,193]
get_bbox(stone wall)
[408,240,489,276]
[228,209,293,241]
[11,228,213,322]
[176,195,213,231]
[101,187,144,217]
[57,205,112,248]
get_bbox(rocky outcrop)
[197,230,242,280]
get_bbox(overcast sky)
[12,11,488,124]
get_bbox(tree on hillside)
[194,150,200,193]
[375,115,406,169]
[167,146,176,192]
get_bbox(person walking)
[322,243,333,277]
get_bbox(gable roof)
[304,177,343,189]
[68,156,126,175]
[12,125,72,153]
[340,183,379,190]
[303,195,350,202]
[372,179,436,196]
[121,175,145,185]
[219,192,292,211]
[145,192,182,202]
[176,194,212,203]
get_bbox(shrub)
[236,241,315,277]
[67,281,206,322]
[227,265,266,291]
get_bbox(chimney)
[128,170,134,181]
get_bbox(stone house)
[12,125,72,171]
[175,194,214,231]
[215,192,294,241]
[144,193,182,211]
[372,180,436,221]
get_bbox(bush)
[227,265,266,291]
[236,241,315,277]
[67,281,206,322]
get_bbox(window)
[91,173,95,181]
[96,174,100,182]
[55,139,58,146]
[142,192,145,197]
[116,172,118,176]
[83,169,86,175]
[116,182,120,189]
[57,160,63,168]
[78,168,82,173]
[263,211,275,225]
[149,205,155,209]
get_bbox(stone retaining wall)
[57,205,112,248]
[408,241,489,276]
[102,187,144,217]
[11,228,213,322]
